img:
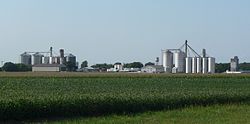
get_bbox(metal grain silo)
[60,49,65,64]
[185,57,192,73]
[174,51,185,73]
[196,57,202,73]
[49,57,53,64]
[162,50,173,73]
[21,52,32,65]
[192,57,197,73]
[208,57,215,74]
[32,53,43,65]
[66,54,76,65]
[55,57,61,64]
[42,56,50,64]
[202,57,208,74]
[49,57,60,64]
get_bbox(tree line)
[215,63,250,73]
[1,62,32,72]
[1,61,250,73]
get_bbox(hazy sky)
[0,0,249,65]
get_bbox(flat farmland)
[0,72,250,122]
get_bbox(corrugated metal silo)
[185,57,192,73]
[162,50,173,73]
[55,57,61,64]
[174,51,185,73]
[32,53,43,65]
[42,56,50,64]
[208,57,215,73]
[192,57,197,73]
[21,52,32,65]
[196,57,202,73]
[49,57,60,64]
[49,57,53,64]
[60,49,65,64]
[202,57,208,74]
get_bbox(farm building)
[32,64,66,72]
[141,65,164,73]
[114,62,123,71]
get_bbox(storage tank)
[185,57,192,73]
[202,57,208,74]
[42,56,50,64]
[162,50,173,73]
[49,57,60,64]
[60,49,65,64]
[174,51,185,73]
[32,53,43,65]
[21,52,32,65]
[55,57,61,64]
[66,54,76,65]
[49,57,53,64]
[192,57,197,73]
[230,56,239,72]
[208,57,215,74]
[197,57,202,73]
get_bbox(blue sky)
[0,0,249,65]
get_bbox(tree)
[65,61,77,72]
[124,62,143,68]
[145,62,155,66]
[81,61,88,68]
[215,63,230,73]
[239,62,250,71]
[2,62,17,72]
[16,63,32,72]
[91,63,113,71]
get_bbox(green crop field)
[0,72,250,122]
[46,104,250,124]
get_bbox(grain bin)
[185,57,192,73]
[208,57,215,73]
[162,50,173,73]
[21,52,32,65]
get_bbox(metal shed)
[32,64,66,72]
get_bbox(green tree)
[239,62,250,71]
[16,63,32,72]
[91,63,113,71]
[124,62,144,68]
[145,62,155,66]
[2,62,17,72]
[215,63,230,73]
[81,61,88,68]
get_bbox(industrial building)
[230,56,239,72]
[20,47,77,72]
[107,62,124,72]
[225,56,248,74]
[162,41,216,74]
[114,62,123,71]
[32,64,66,72]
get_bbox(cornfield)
[0,73,250,120]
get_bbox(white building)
[141,65,164,73]
[114,62,123,71]
[32,64,66,72]
[107,62,124,72]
